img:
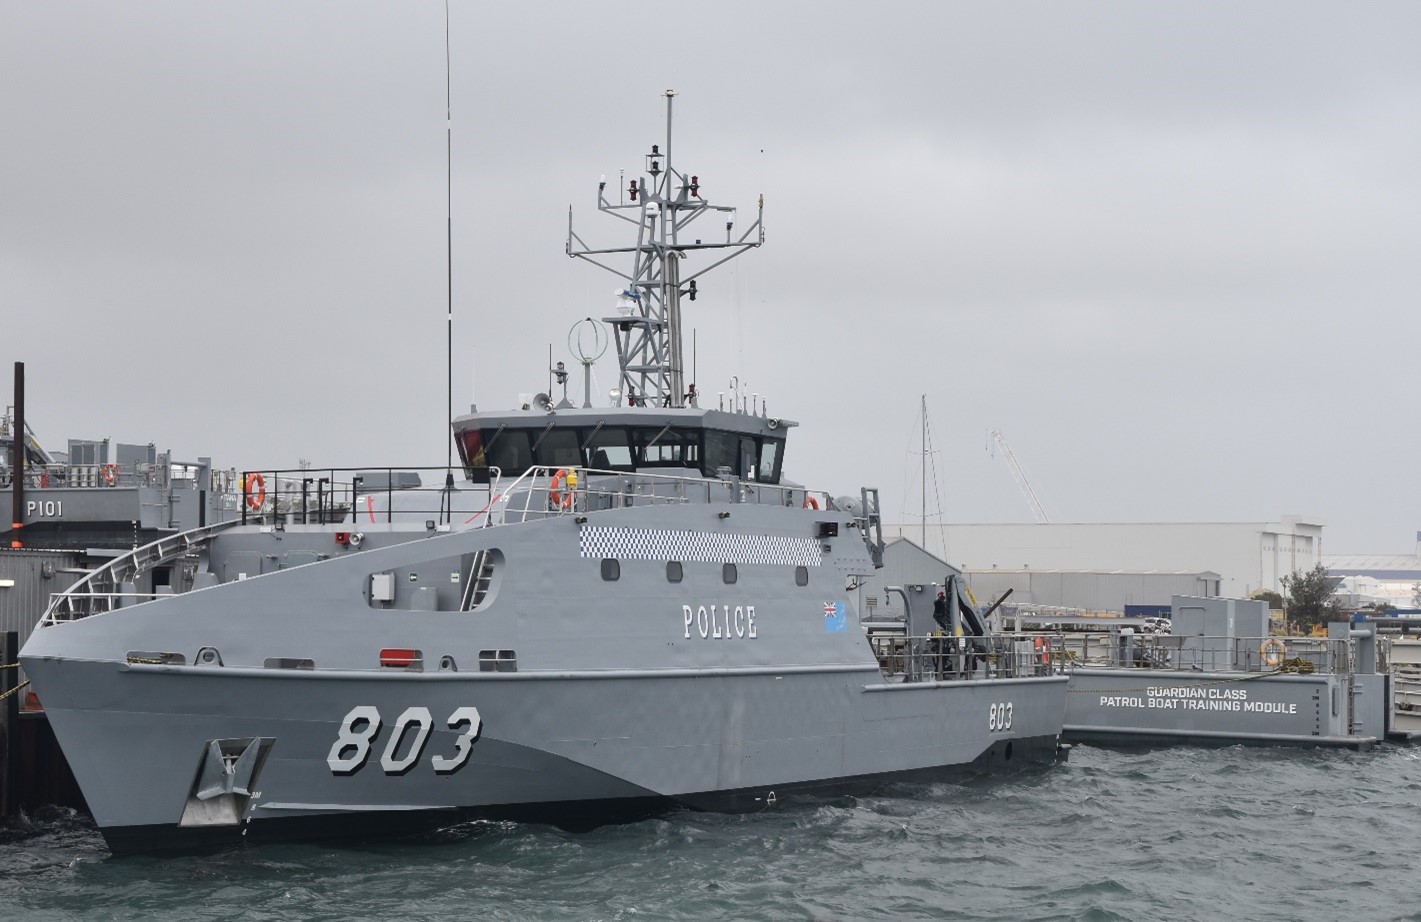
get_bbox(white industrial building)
[1325,552,1421,609]
[884,516,1322,602]
[960,568,1219,615]
[854,538,1223,620]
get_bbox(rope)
[0,679,30,703]
[0,662,20,670]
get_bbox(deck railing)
[237,464,842,527]
[1059,632,1386,676]
[868,633,1066,682]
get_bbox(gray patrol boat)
[21,95,1068,854]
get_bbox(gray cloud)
[3,1,1417,552]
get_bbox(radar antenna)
[566,91,765,408]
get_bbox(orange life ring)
[548,468,574,511]
[1034,635,1052,661]
[245,472,267,511]
[100,463,119,486]
[803,494,820,510]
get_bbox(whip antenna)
[441,0,455,522]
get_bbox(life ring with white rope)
[548,468,575,511]
[245,473,267,511]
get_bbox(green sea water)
[4,743,1419,921]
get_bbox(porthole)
[667,561,683,583]
[601,558,620,581]
[722,563,737,585]
[795,565,809,587]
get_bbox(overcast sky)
[3,1,1418,553]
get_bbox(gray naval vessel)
[21,94,1069,854]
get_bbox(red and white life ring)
[803,494,820,510]
[245,473,267,511]
[548,468,574,511]
[100,463,119,486]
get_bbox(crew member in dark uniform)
[932,590,949,633]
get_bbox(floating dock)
[1059,597,1391,749]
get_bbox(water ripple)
[5,744,1421,921]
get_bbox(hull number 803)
[988,702,1014,732]
[327,705,482,776]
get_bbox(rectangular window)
[535,428,582,468]
[484,429,532,476]
[637,427,699,467]
[757,439,783,483]
[704,430,739,476]
[723,563,738,585]
[459,429,483,468]
[585,428,634,469]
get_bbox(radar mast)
[566,92,764,409]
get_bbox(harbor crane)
[987,429,1050,524]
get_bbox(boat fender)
[245,472,267,511]
[1260,638,1285,668]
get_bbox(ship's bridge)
[452,407,795,484]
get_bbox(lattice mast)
[566,91,764,408]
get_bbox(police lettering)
[682,604,757,640]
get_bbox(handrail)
[40,520,241,626]
[1050,632,1385,677]
[868,632,1065,682]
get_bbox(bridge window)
[637,427,698,468]
[484,430,532,476]
[585,428,634,470]
[534,428,581,468]
[704,430,739,476]
[757,439,783,483]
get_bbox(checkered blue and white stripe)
[579,526,824,567]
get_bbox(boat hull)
[26,653,1065,854]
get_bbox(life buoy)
[548,468,574,511]
[803,495,820,510]
[1260,638,1285,668]
[1034,635,1052,662]
[245,473,267,511]
[100,463,119,486]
